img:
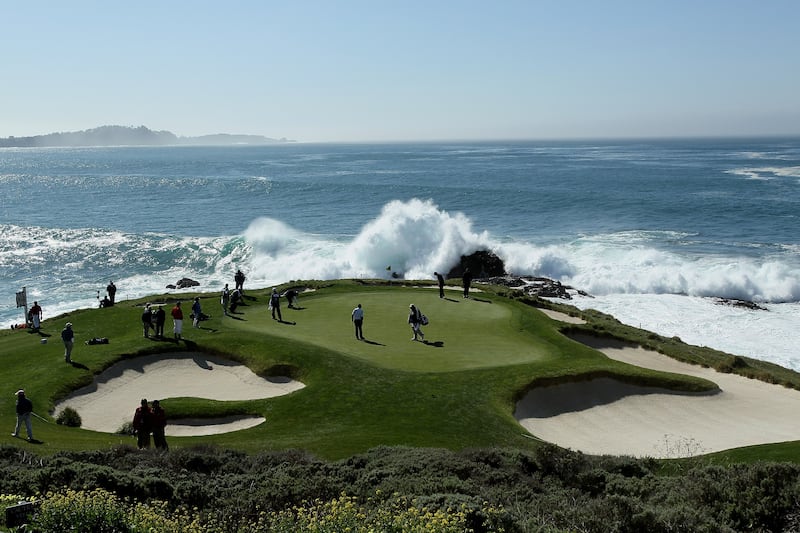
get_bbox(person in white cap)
[61,322,74,364]
[12,389,33,441]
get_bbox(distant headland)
[0,125,294,148]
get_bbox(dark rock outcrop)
[713,297,768,311]
[483,275,590,300]
[166,278,200,290]
[446,250,506,279]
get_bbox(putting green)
[243,287,558,372]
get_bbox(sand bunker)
[516,334,800,458]
[55,352,304,437]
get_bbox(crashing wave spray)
[243,199,492,283]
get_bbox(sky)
[2,1,799,142]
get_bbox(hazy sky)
[2,1,799,142]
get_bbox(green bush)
[55,407,82,427]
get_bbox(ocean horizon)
[2,138,799,369]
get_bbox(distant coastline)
[0,125,294,148]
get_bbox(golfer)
[12,389,34,441]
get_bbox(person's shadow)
[443,297,460,303]
[422,340,445,348]
[69,362,89,370]
[362,339,385,346]
[469,297,492,304]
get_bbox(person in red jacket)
[171,301,183,340]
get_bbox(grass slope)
[2,280,798,462]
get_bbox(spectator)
[132,399,152,449]
[151,400,168,450]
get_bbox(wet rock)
[167,278,200,290]
[446,250,506,279]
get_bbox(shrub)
[55,407,82,427]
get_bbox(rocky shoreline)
[479,274,768,311]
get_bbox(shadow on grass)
[69,362,90,370]
[422,340,444,348]
[443,297,460,303]
[363,339,385,346]
[469,297,493,304]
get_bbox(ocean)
[2,139,799,369]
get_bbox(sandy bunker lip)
[54,352,304,437]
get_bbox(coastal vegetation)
[2,279,800,531]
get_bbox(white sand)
[54,352,304,437]
[538,308,587,324]
[516,333,800,457]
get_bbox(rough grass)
[2,279,799,462]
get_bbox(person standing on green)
[351,303,364,340]
[434,272,445,298]
[61,322,74,364]
[462,268,473,298]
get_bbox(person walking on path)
[171,301,183,340]
[61,322,74,363]
[29,301,42,331]
[132,399,152,449]
[12,389,34,441]
[434,272,445,298]
[151,400,168,450]
[269,288,282,321]
[221,284,230,316]
[106,281,117,305]
[351,303,364,340]
[154,306,166,338]
[141,304,153,338]
[462,268,473,298]
[408,304,425,342]
[192,297,202,328]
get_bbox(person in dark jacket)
[132,398,152,449]
[154,306,166,338]
[61,322,74,363]
[408,304,424,342]
[434,272,445,298]
[462,268,473,298]
[141,304,152,338]
[12,389,34,441]
[269,288,282,321]
[151,400,168,450]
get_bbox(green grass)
[3,279,799,462]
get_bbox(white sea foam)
[726,166,800,180]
